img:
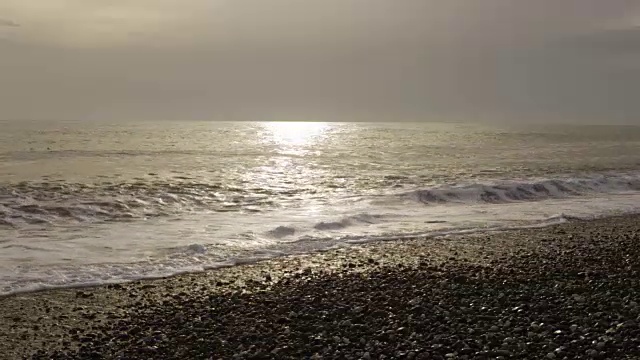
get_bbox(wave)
[401,172,640,205]
[2,172,640,229]
[265,213,386,238]
[267,226,297,238]
[314,213,383,231]
[0,181,279,227]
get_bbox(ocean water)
[1,120,640,295]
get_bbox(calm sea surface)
[2,120,640,294]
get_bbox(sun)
[262,121,330,147]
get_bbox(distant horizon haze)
[1,0,640,124]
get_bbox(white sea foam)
[0,208,634,297]
[2,183,640,296]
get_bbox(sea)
[1,120,640,295]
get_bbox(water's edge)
[3,211,637,299]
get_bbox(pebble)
[586,349,599,357]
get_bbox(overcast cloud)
[1,0,639,123]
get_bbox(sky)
[1,0,639,123]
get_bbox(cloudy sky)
[1,0,639,123]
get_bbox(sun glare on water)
[250,121,334,192]
[262,121,331,147]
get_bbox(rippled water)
[2,120,640,294]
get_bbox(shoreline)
[2,214,640,359]
[0,211,627,300]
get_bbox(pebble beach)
[2,215,640,359]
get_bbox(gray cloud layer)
[1,0,639,123]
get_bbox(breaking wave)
[313,213,384,231]
[0,181,279,227]
[265,213,386,238]
[2,172,640,229]
[402,172,640,205]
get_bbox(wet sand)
[2,215,640,359]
